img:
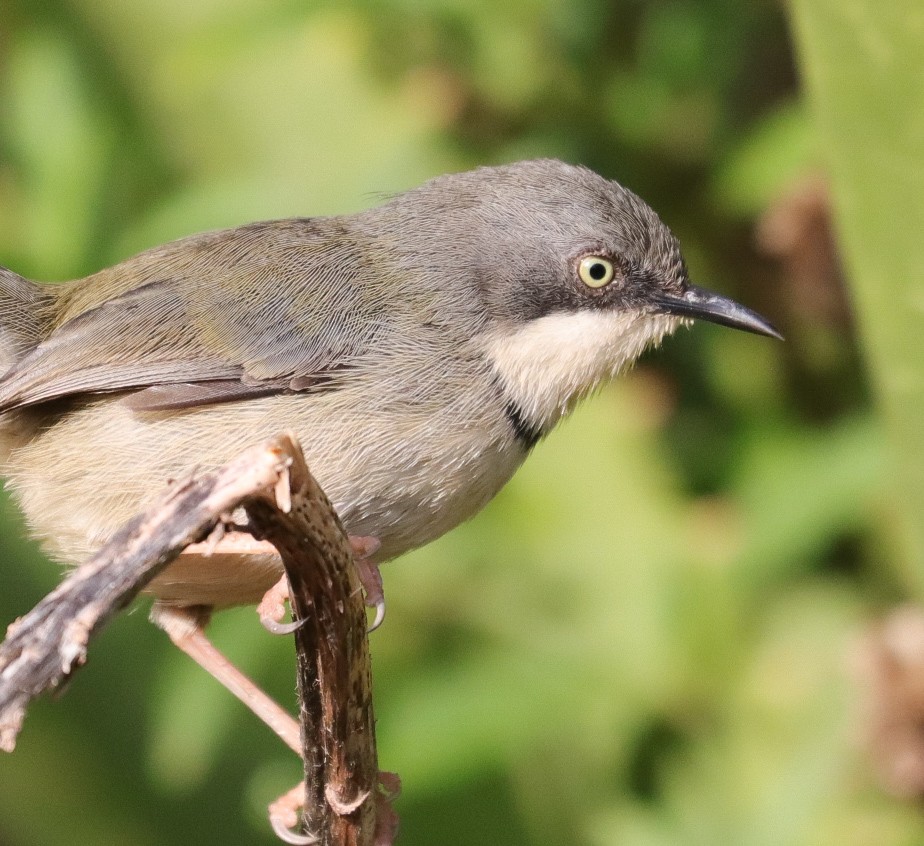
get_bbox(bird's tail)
[0,268,56,462]
[0,267,54,377]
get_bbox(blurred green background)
[0,1,921,844]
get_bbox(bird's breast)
[3,374,527,608]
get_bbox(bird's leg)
[168,530,387,734]
[154,604,315,844]
[254,535,386,634]
[178,529,298,633]
[181,529,387,632]
[167,533,392,843]
[151,603,302,756]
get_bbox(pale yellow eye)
[578,256,615,288]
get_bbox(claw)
[269,784,318,845]
[270,814,318,845]
[258,574,305,636]
[368,599,386,633]
[263,616,307,636]
[351,551,386,632]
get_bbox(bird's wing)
[0,221,390,412]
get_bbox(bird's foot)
[256,535,384,635]
[258,574,305,635]
[348,536,387,631]
[374,771,402,846]
[180,530,303,635]
[267,771,401,846]
[269,783,318,845]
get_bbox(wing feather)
[0,219,388,412]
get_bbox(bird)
[0,158,779,840]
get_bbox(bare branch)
[245,440,379,845]
[0,434,380,844]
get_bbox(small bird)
[0,159,778,839]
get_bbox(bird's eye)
[578,256,616,288]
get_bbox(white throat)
[485,309,680,434]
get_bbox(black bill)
[653,284,783,340]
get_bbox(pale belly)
[2,385,527,608]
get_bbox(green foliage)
[789,0,924,590]
[0,1,917,844]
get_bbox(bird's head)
[371,159,780,437]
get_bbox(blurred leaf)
[589,586,871,846]
[109,8,455,255]
[712,101,817,217]
[732,414,884,591]
[788,0,924,589]
[2,30,117,279]
[0,714,159,846]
